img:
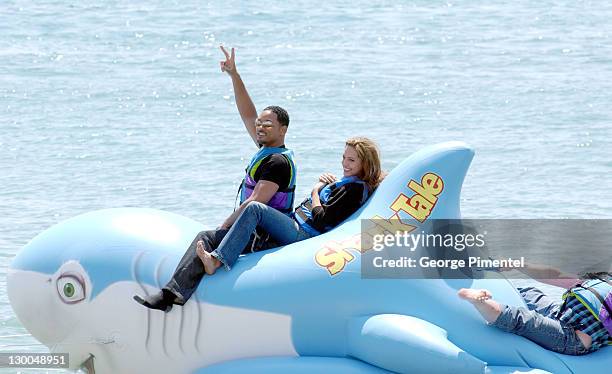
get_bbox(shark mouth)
[81,354,95,374]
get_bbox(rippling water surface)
[1,1,611,371]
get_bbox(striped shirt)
[559,295,611,352]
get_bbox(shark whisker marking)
[132,250,152,354]
[155,254,170,358]
[160,307,169,358]
[178,297,185,354]
[192,281,202,354]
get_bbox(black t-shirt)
[309,182,367,232]
[252,150,292,190]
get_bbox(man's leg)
[134,229,228,311]
[516,286,592,353]
[516,287,561,317]
[458,288,501,322]
[458,288,589,355]
[202,202,305,272]
[164,229,228,303]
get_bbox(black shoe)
[171,293,186,306]
[163,288,186,305]
[133,291,173,312]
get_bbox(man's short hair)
[264,106,290,127]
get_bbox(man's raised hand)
[219,45,237,76]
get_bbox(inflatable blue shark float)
[8,142,611,373]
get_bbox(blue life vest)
[239,147,296,214]
[294,176,370,236]
[563,277,612,338]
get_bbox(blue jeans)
[211,201,312,270]
[164,228,230,303]
[493,287,589,355]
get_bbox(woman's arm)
[310,181,326,209]
[311,173,337,209]
[309,183,365,232]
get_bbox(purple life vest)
[239,147,296,214]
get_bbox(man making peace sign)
[134,46,296,311]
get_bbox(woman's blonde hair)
[345,137,384,192]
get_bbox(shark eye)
[57,275,86,304]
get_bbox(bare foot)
[458,288,493,303]
[458,288,502,323]
[196,240,221,275]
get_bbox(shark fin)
[347,314,485,374]
[355,141,474,223]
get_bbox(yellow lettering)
[422,172,444,194]
[390,193,411,214]
[370,214,416,235]
[410,194,434,222]
[391,193,430,222]
[408,173,443,204]
[392,173,444,222]
[358,214,416,253]
[315,244,355,276]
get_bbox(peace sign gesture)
[219,45,237,76]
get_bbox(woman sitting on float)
[135,136,383,311]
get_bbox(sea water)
[1,1,611,372]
